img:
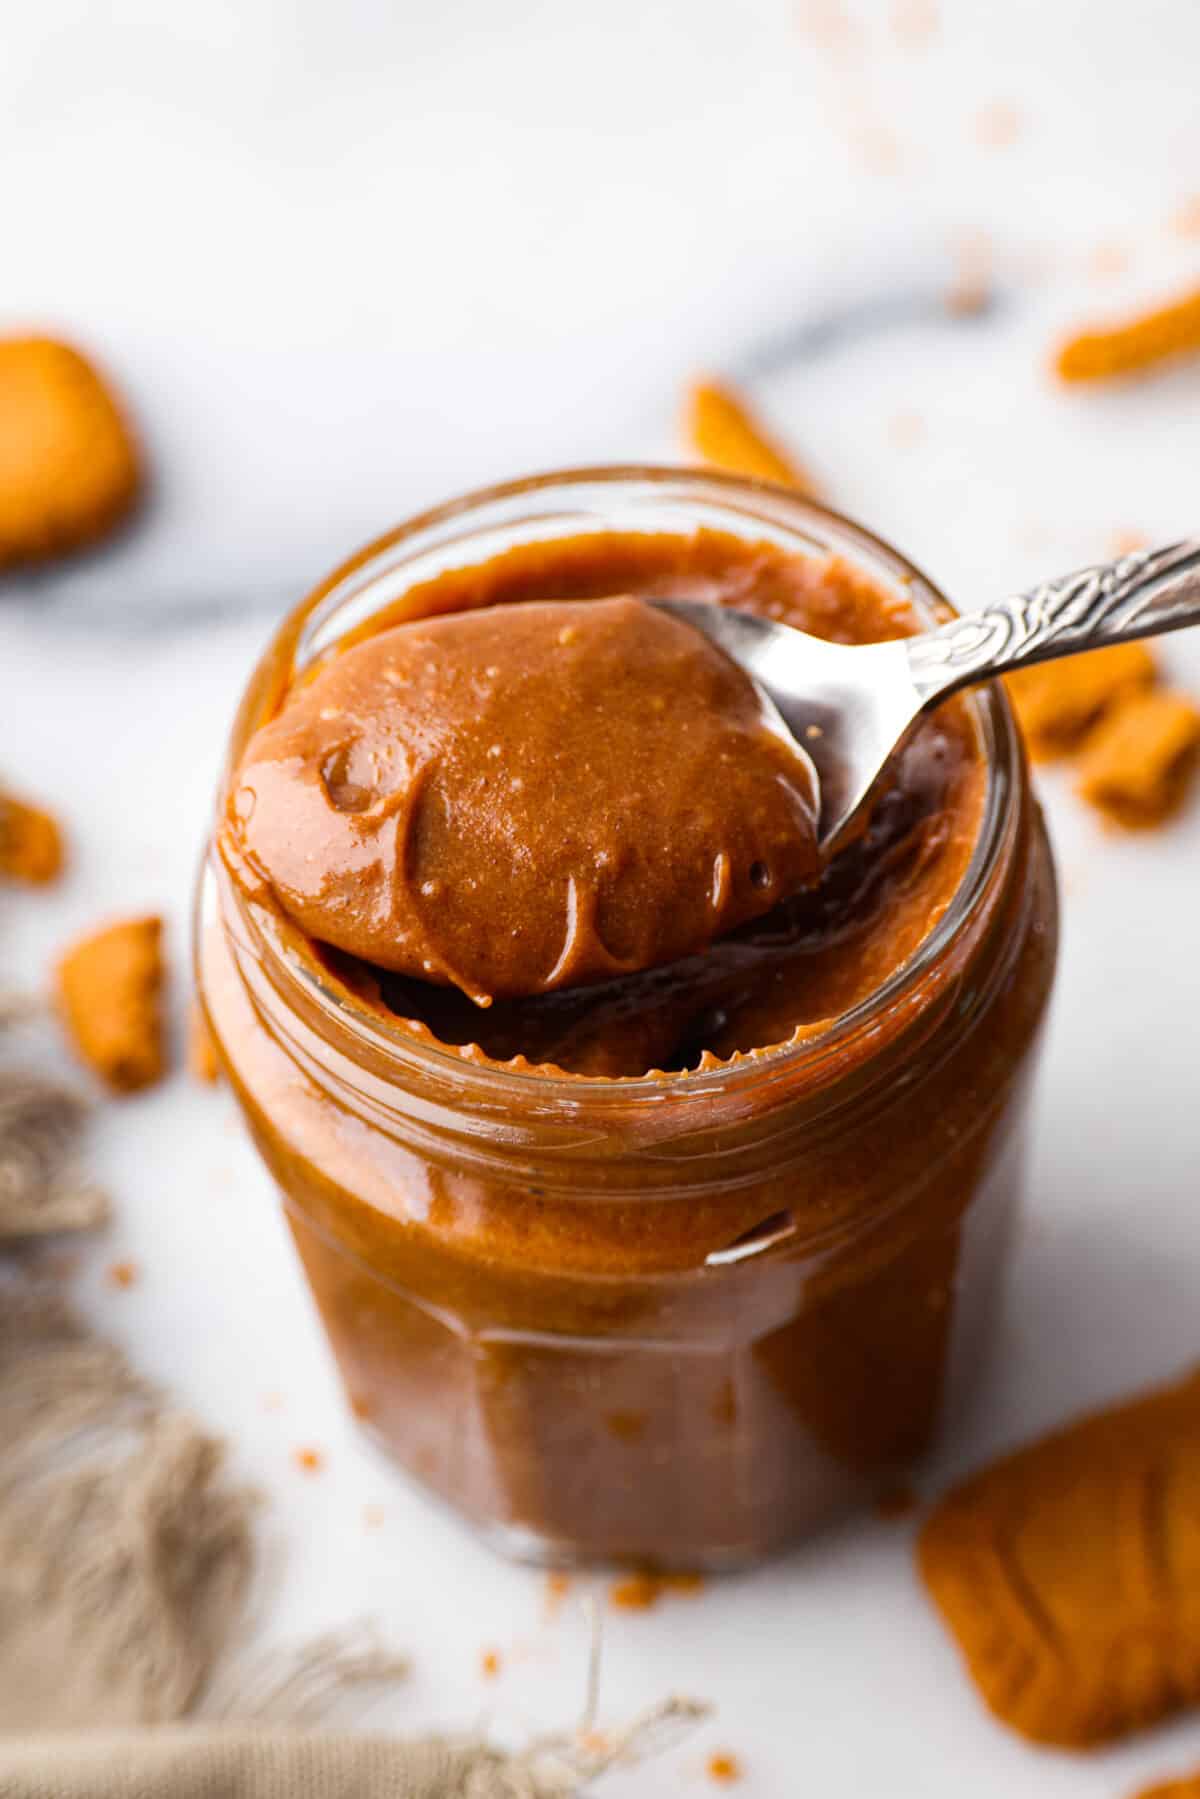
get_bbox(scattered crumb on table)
[1171,195,1200,237]
[945,228,993,317]
[887,410,924,447]
[1107,528,1149,558]
[890,0,938,49]
[1085,243,1129,281]
[543,1571,572,1619]
[974,100,1021,148]
[610,1570,706,1611]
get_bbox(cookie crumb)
[293,1446,324,1474]
[707,1751,743,1783]
[795,0,859,56]
[480,1648,501,1678]
[57,915,166,1093]
[544,1571,572,1619]
[610,1572,659,1611]
[945,229,993,317]
[1086,243,1129,281]
[106,1259,139,1290]
[945,278,990,318]
[853,121,904,177]
[890,0,938,48]
[887,409,924,447]
[1171,195,1200,238]
[610,1569,705,1611]
[975,101,1021,149]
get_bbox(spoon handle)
[905,540,1200,707]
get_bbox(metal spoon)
[654,540,1200,854]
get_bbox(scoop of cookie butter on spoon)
[227,595,824,1007]
[655,539,1200,854]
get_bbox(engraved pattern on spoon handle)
[905,540,1200,707]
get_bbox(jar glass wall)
[196,468,1058,1568]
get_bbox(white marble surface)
[3,1,1200,1792]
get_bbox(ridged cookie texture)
[919,1366,1200,1748]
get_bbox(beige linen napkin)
[0,1729,576,1798]
[0,1019,703,1796]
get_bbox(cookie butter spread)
[221,530,987,1075]
[229,595,820,1003]
[203,497,1058,1569]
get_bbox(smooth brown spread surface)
[229,596,820,1003]
[223,530,987,1077]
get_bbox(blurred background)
[5,0,1200,605]
[3,4,1200,1794]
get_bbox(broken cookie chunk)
[919,1365,1200,1748]
[684,378,816,492]
[0,336,141,567]
[57,915,166,1093]
[0,787,64,883]
[1005,642,1157,760]
[1055,284,1200,383]
[1076,689,1200,827]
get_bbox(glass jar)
[195,468,1058,1569]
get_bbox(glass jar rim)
[220,463,1022,1117]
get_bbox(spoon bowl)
[655,540,1200,854]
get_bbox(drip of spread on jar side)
[228,594,821,1004]
[224,530,986,1078]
